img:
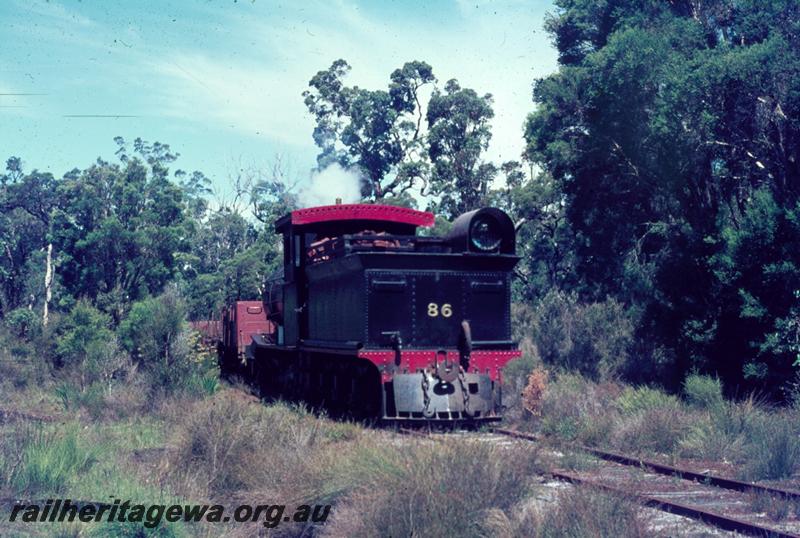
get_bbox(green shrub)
[186,367,221,397]
[11,425,100,495]
[533,291,634,380]
[743,417,800,480]
[680,394,766,461]
[683,373,724,409]
[0,341,45,389]
[615,385,679,416]
[55,382,109,419]
[118,288,215,393]
[610,383,688,455]
[4,307,40,339]
[536,373,620,445]
[55,301,122,390]
[613,403,689,455]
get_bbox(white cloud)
[151,53,314,146]
[147,0,555,166]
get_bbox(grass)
[167,393,361,502]
[10,423,101,496]
[521,488,651,538]
[322,439,544,538]
[742,416,800,480]
[0,325,674,538]
[749,491,794,522]
[513,370,800,482]
[165,390,548,537]
[683,373,725,409]
[559,450,598,471]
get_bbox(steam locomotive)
[218,203,521,423]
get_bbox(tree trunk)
[43,243,53,327]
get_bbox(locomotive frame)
[219,203,521,423]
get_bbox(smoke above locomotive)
[219,202,520,423]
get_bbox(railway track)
[492,428,800,537]
[396,426,800,536]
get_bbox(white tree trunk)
[43,243,53,327]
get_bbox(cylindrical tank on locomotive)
[224,203,521,423]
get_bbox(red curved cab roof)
[279,204,434,229]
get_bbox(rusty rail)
[550,470,800,538]
[492,428,800,537]
[493,427,800,501]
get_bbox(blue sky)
[0,0,557,199]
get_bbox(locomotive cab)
[251,203,521,422]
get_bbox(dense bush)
[54,301,122,391]
[533,291,634,380]
[118,287,214,395]
[743,416,800,480]
[534,372,620,444]
[4,307,40,339]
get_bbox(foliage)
[615,386,680,416]
[426,79,496,218]
[52,143,194,320]
[181,211,278,319]
[118,288,201,393]
[526,0,800,395]
[711,189,800,393]
[680,395,764,460]
[683,373,724,409]
[118,288,220,399]
[533,290,634,380]
[0,163,55,318]
[506,170,576,301]
[534,372,620,444]
[54,301,121,390]
[4,307,40,339]
[303,59,432,199]
[303,59,497,218]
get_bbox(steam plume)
[299,163,362,207]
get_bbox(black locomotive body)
[224,203,521,423]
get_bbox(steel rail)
[550,470,800,538]
[492,427,800,501]
[396,426,800,536]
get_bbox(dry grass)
[481,487,652,538]
[522,367,548,417]
[321,439,544,538]
[533,372,622,445]
[513,371,800,479]
[167,390,361,505]
[167,388,547,537]
[749,491,795,522]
